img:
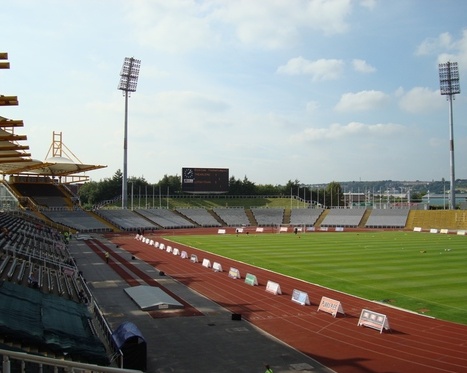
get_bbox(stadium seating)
[13,182,69,208]
[176,208,222,227]
[289,208,324,226]
[212,207,250,226]
[95,209,158,231]
[320,208,366,227]
[407,209,467,231]
[250,208,284,226]
[135,208,195,229]
[0,213,79,297]
[0,212,110,367]
[365,209,409,228]
[42,210,112,232]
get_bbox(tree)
[326,181,342,207]
[228,176,242,195]
[79,170,122,206]
[241,176,256,195]
[256,183,281,195]
[77,181,99,206]
[157,174,181,195]
[283,180,301,197]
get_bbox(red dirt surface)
[103,228,467,373]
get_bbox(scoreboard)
[182,168,229,193]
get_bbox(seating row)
[38,207,413,232]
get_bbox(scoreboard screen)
[182,168,229,193]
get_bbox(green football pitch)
[166,231,467,325]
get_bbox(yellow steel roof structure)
[0,52,106,183]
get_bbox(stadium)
[1,52,467,373]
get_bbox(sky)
[2,0,467,186]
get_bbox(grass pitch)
[166,231,467,325]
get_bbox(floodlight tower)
[118,57,141,209]
[438,61,460,210]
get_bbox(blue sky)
[2,0,467,185]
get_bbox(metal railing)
[0,348,143,373]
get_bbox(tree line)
[78,170,344,208]
[78,169,449,209]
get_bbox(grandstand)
[176,207,222,227]
[320,208,366,228]
[251,207,284,226]
[212,207,250,226]
[42,210,112,232]
[365,208,409,228]
[289,208,324,226]
[95,209,158,232]
[135,208,195,229]
[0,212,112,368]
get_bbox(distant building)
[421,193,467,208]
[343,191,408,208]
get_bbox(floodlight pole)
[118,57,141,209]
[447,94,455,209]
[439,61,460,210]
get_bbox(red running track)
[103,231,467,373]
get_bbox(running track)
[97,230,467,373]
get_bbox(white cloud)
[134,91,230,119]
[125,0,354,52]
[416,30,467,73]
[125,0,220,53]
[213,0,353,49]
[290,121,405,142]
[335,90,389,111]
[359,0,377,10]
[437,29,467,71]
[306,100,320,112]
[352,59,376,73]
[277,57,344,81]
[394,87,405,97]
[398,87,444,113]
[415,32,453,56]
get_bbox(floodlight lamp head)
[118,57,141,93]
[438,61,460,96]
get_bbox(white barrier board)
[318,296,345,317]
[212,262,223,272]
[229,267,241,279]
[266,280,282,295]
[245,273,258,286]
[291,289,310,306]
[358,309,390,333]
[202,258,211,268]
